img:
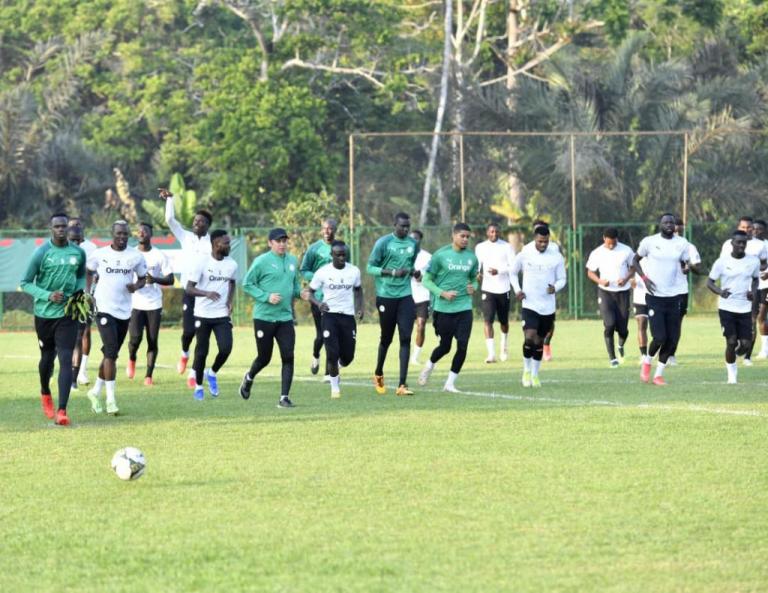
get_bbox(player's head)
[534,225,550,253]
[137,222,153,245]
[67,218,84,244]
[737,216,754,235]
[486,222,501,242]
[659,213,676,237]
[331,240,347,268]
[410,229,424,244]
[111,220,130,250]
[452,222,471,249]
[268,227,289,255]
[532,219,549,232]
[731,230,749,257]
[393,212,411,238]
[50,212,69,244]
[602,227,618,250]
[673,216,685,236]
[210,229,230,257]
[193,209,212,238]
[322,218,338,242]
[754,219,767,239]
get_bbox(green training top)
[421,244,479,313]
[242,250,301,322]
[20,240,86,319]
[366,233,419,298]
[300,239,332,300]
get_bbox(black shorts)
[679,293,689,316]
[521,308,555,338]
[34,315,79,353]
[96,313,130,359]
[322,312,357,367]
[719,310,752,340]
[414,300,430,320]
[481,291,511,324]
[634,303,648,317]
[433,310,473,346]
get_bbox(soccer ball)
[111,447,146,481]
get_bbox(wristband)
[641,275,649,282]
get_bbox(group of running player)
[20,202,766,426]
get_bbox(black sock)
[640,345,648,356]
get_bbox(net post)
[348,134,356,264]
[459,133,466,221]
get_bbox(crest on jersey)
[289,264,296,272]
[69,257,78,265]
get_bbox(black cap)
[268,227,289,241]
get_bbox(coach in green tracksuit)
[20,213,87,425]
[367,212,420,396]
[239,227,302,408]
[300,218,337,377]
[417,222,479,393]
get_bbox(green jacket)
[366,233,419,298]
[20,240,86,319]
[422,244,479,313]
[242,251,301,322]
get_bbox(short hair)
[323,218,338,228]
[755,219,767,228]
[603,227,619,239]
[532,219,549,231]
[138,222,153,231]
[674,216,684,226]
[739,216,754,224]
[112,220,128,229]
[453,222,471,233]
[660,212,676,221]
[534,225,550,237]
[331,240,346,250]
[733,229,749,238]
[196,209,213,225]
[210,229,228,242]
[67,217,82,225]
[410,229,424,240]
[487,222,500,230]
[394,212,410,224]
[50,212,68,221]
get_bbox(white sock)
[500,332,508,351]
[412,346,422,361]
[445,371,458,387]
[523,357,532,372]
[105,380,116,404]
[312,356,320,365]
[726,362,737,378]
[654,362,666,378]
[206,368,215,377]
[762,336,768,352]
[92,377,105,395]
[642,355,652,364]
[531,359,541,377]
[485,338,495,358]
[187,369,195,378]
[330,375,340,391]
[182,350,189,359]
[425,360,435,371]
[80,355,89,372]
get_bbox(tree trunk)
[507,0,524,211]
[420,0,452,226]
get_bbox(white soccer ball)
[111,447,146,481]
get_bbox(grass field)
[1,317,767,593]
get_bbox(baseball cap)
[268,227,289,241]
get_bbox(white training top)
[510,245,567,315]
[709,254,761,314]
[410,249,432,304]
[132,248,173,311]
[87,246,148,320]
[633,275,647,305]
[636,234,691,298]
[188,255,238,319]
[475,239,516,294]
[720,238,768,289]
[585,242,634,292]
[310,262,362,316]
[80,240,98,257]
[672,242,702,296]
[165,199,212,287]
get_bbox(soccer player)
[67,218,98,387]
[160,188,212,387]
[186,230,238,400]
[308,240,363,399]
[409,229,431,365]
[510,226,566,387]
[300,218,337,380]
[585,228,635,367]
[632,213,691,385]
[667,216,705,365]
[531,220,561,361]
[240,228,301,408]
[707,230,760,384]
[632,275,650,361]
[127,222,174,386]
[85,221,147,415]
[417,223,478,392]
[475,222,515,363]
[20,213,87,425]
[718,216,768,364]
[753,219,768,358]
[367,212,420,396]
